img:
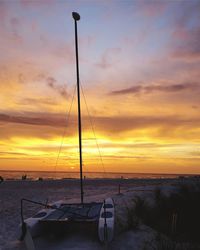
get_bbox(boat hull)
[98,198,115,243]
[23,202,103,238]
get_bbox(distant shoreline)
[0,169,199,181]
[0,169,198,176]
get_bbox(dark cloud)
[0,112,76,141]
[109,82,199,95]
[46,77,68,99]
[110,85,142,95]
[94,115,200,135]
[1,111,200,142]
[1,112,200,132]
[0,113,66,127]
[46,76,56,87]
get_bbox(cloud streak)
[0,112,67,127]
[109,82,199,96]
[1,112,200,136]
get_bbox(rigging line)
[80,82,107,176]
[54,85,77,178]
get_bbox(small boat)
[20,12,115,249]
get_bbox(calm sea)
[0,170,187,180]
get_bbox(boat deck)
[40,202,102,223]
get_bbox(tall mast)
[72,12,84,204]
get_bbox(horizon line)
[0,169,199,176]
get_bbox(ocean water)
[0,170,186,180]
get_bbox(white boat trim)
[98,197,115,243]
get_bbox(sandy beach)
[0,177,182,250]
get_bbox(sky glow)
[0,0,200,174]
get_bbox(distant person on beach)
[0,176,4,183]
[22,174,27,180]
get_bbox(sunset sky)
[0,0,200,174]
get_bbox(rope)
[80,83,106,177]
[54,85,76,178]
